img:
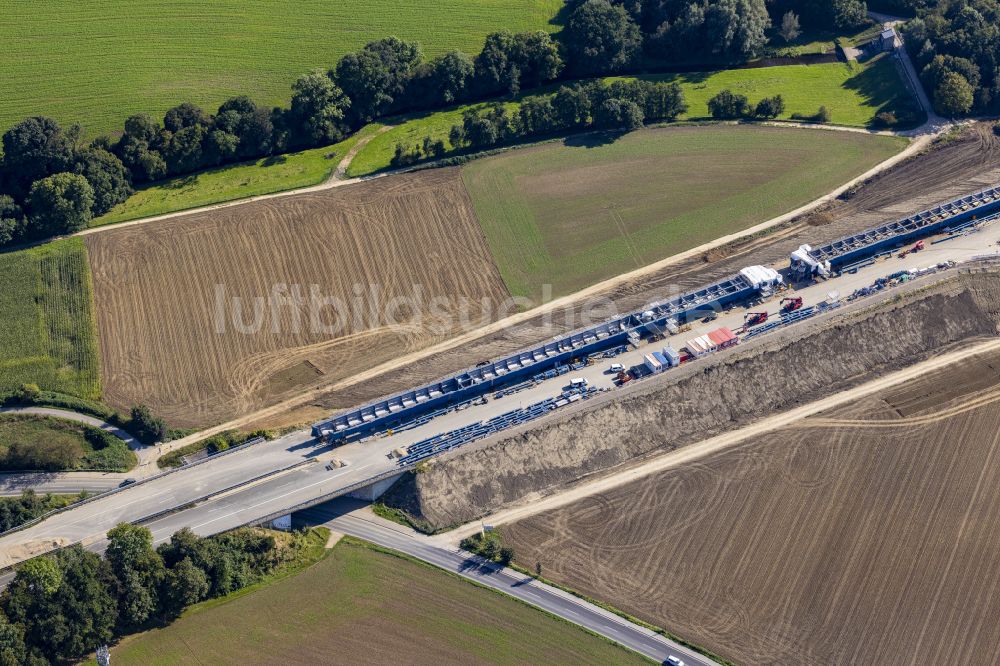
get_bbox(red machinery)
[898,240,925,258]
[780,296,804,312]
[744,311,768,327]
[615,370,633,386]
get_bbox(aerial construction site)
[6,7,1000,658]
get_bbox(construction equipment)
[898,240,925,258]
[744,311,768,327]
[780,296,803,312]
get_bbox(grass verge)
[0,491,85,533]
[0,414,135,471]
[93,125,383,226]
[156,429,272,469]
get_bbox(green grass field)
[347,103,518,177]
[462,124,907,300]
[643,54,913,126]
[0,415,135,472]
[110,537,648,665]
[0,0,563,137]
[93,124,384,226]
[0,239,100,398]
[350,56,915,176]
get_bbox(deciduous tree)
[27,172,94,236]
[563,0,642,74]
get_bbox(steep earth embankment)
[382,269,1000,530]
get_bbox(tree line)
[0,523,310,665]
[902,0,1000,117]
[392,78,687,165]
[0,0,872,248]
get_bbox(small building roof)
[708,327,737,346]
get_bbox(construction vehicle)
[780,296,803,313]
[744,311,768,327]
[614,370,632,386]
[898,240,925,258]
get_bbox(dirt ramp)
[382,275,999,530]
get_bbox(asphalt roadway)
[3,223,1000,572]
[295,499,714,666]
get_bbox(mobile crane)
[780,296,804,313]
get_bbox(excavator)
[780,296,804,313]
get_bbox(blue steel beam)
[310,272,757,441]
[809,184,1000,269]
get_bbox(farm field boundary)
[84,169,510,428]
[0,238,100,399]
[350,56,918,177]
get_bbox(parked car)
[609,363,625,373]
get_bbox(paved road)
[3,219,1000,569]
[295,499,715,666]
[0,407,159,493]
[868,11,947,133]
[0,406,140,450]
[0,471,124,496]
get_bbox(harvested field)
[503,349,1000,665]
[462,125,905,299]
[253,122,1000,434]
[111,537,646,665]
[85,169,509,427]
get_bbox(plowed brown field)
[85,169,509,427]
[504,351,1000,665]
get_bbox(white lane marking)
[189,464,375,530]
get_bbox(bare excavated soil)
[86,169,509,427]
[380,269,1000,529]
[255,123,1000,432]
[503,347,1000,666]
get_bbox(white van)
[609,363,625,373]
[570,377,588,388]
